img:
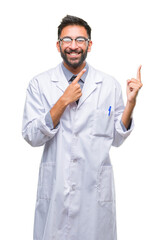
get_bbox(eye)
[62,37,72,43]
[76,37,86,43]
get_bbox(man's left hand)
[127,65,143,105]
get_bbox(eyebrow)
[61,36,87,39]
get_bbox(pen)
[108,106,111,116]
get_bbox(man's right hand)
[50,69,86,128]
[62,69,86,105]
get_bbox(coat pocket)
[37,161,56,200]
[91,109,114,138]
[97,166,115,202]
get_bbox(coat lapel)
[51,64,69,92]
[77,65,102,109]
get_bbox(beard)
[60,46,88,69]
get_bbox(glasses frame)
[59,36,90,46]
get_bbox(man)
[22,15,142,240]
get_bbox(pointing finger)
[72,69,86,84]
[137,65,142,82]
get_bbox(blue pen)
[108,106,111,116]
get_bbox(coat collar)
[50,63,103,109]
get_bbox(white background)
[0,0,164,239]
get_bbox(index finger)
[137,65,142,82]
[72,69,86,84]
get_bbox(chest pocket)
[91,109,114,138]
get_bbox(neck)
[63,61,86,74]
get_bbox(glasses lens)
[61,37,72,44]
[76,37,86,44]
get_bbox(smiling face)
[56,25,92,73]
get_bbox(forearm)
[50,95,69,128]
[121,101,135,130]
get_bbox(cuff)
[115,116,134,138]
[45,111,60,130]
[45,111,54,130]
[120,119,132,132]
[37,114,60,137]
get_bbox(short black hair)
[58,15,91,40]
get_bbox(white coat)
[22,63,134,240]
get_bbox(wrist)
[60,94,70,107]
[126,99,136,108]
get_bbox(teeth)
[70,53,78,55]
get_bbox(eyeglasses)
[59,36,90,46]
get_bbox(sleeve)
[45,111,60,130]
[45,111,54,130]
[112,82,134,147]
[120,119,132,132]
[22,78,60,147]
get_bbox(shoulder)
[27,64,62,91]
[31,64,61,83]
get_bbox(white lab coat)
[22,63,134,240]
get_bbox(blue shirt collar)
[61,62,89,82]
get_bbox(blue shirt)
[61,62,89,90]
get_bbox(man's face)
[57,25,92,69]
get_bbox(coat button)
[71,184,76,191]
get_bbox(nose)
[69,39,78,49]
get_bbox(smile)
[69,53,79,56]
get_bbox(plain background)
[0,0,164,239]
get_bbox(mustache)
[65,49,83,54]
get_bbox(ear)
[56,41,61,52]
[87,40,93,52]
